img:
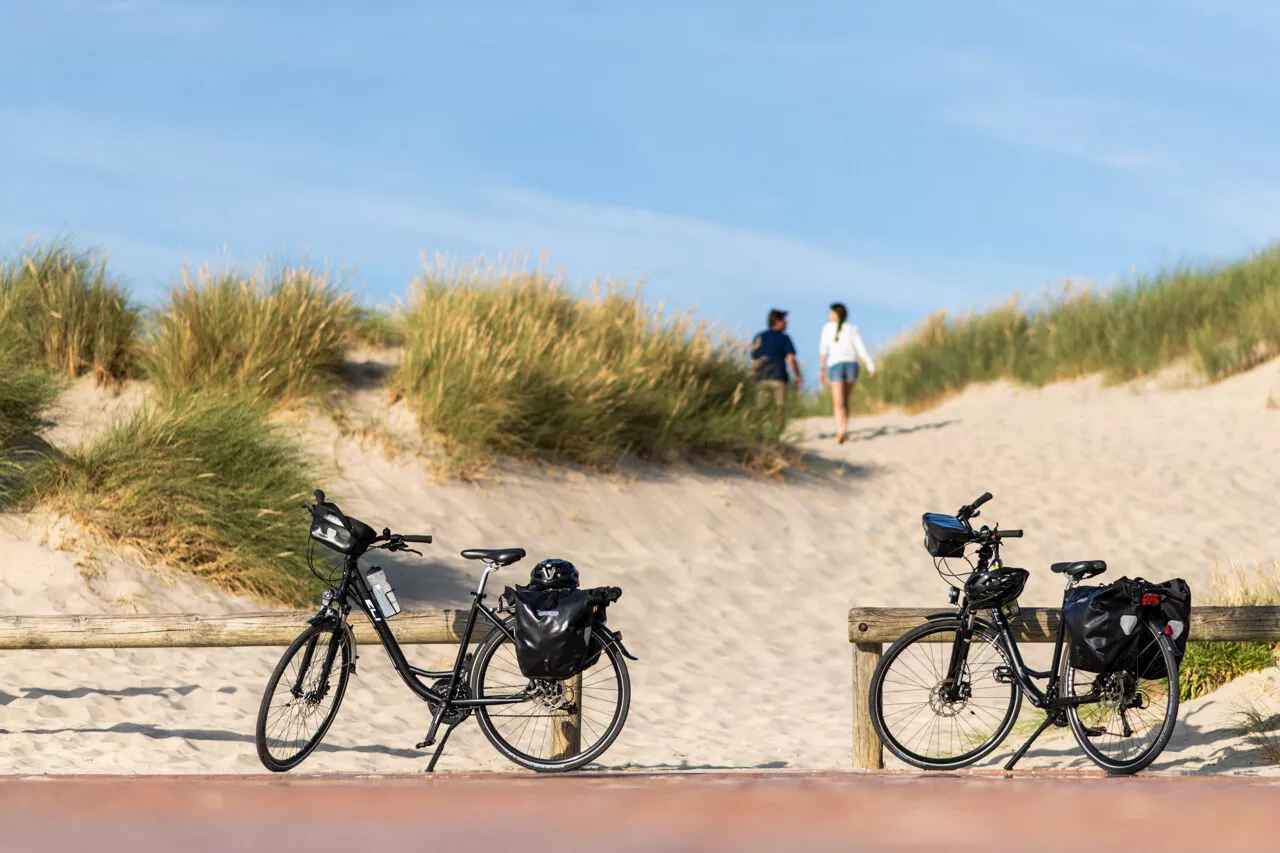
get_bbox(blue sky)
[4,1,1280,363]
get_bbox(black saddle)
[460,547,527,566]
[1051,559,1106,579]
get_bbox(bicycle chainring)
[428,677,473,725]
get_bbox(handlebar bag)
[512,586,619,679]
[1063,577,1191,675]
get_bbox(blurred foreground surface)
[1,771,1276,853]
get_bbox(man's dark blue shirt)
[751,329,796,382]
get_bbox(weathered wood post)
[851,641,883,770]
[551,672,583,759]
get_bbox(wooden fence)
[0,609,583,759]
[848,605,1280,770]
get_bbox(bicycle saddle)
[1050,559,1106,579]
[460,547,526,566]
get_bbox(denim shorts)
[827,361,860,383]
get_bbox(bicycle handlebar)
[997,529,1023,539]
[971,492,993,510]
[400,534,433,544]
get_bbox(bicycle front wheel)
[255,620,352,772]
[1063,619,1179,775]
[870,618,1022,770]
[471,626,630,772]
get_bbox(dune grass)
[352,304,405,348]
[0,346,63,504]
[147,263,356,404]
[1232,700,1280,764]
[392,263,786,474]
[22,393,320,605]
[831,246,1280,414]
[1179,561,1280,701]
[0,244,139,383]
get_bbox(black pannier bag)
[922,513,971,558]
[512,586,621,679]
[1063,577,1191,676]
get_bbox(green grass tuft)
[0,243,139,383]
[22,393,320,606]
[392,263,788,474]
[0,345,64,504]
[837,246,1280,414]
[147,263,356,404]
[1179,560,1280,701]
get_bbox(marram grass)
[814,246,1280,416]
[392,262,788,474]
[0,243,139,383]
[22,393,321,606]
[1179,560,1280,702]
[147,263,356,404]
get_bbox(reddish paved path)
[0,771,1275,852]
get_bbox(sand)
[1,357,1278,774]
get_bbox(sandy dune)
[1,359,1278,774]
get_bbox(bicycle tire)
[870,618,1022,770]
[256,621,353,772]
[471,624,630,772]
[1063,619,1179,775]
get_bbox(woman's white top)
[819,321,875,372]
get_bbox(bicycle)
[255,490,636,773]
[868,492,1180,775]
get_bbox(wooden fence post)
[551,672,583,760]
[851,642,883,770]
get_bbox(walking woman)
[818,302,876,444]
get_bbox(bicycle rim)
[473,629,629,772]
[871,620,1021,770]
[1064,620,1179,774]
[256,622,351,772]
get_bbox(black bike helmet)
[530,558,579,590]
[964,567,1029,608]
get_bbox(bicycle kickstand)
[424,720,462,773]
[1004,713,1058,771]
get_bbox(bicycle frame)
[314,553,529,713]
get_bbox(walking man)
[751,309,803,416]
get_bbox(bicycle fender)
[595,624,638,661]
[924,611,998,633]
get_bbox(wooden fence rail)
[0,609,583,759]
[0,609,475,649]
[848,605,1280,770]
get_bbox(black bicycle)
[869,492,1180,775]
[254,490,634,773]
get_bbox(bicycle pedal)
[1084,726,1105,738]
[416,738,434,749]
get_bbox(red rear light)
[1142,593,1162,607]
[1164,623,1174,635]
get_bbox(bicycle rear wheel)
[256,621,352,772]
[1062,619,1179,775]
[870,619,1022,770]
[471,626,629,772]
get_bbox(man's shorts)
[755,379,787,408]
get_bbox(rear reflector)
[1166,620,1185,640]
[1142,593,1162,607]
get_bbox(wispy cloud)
[941,95,1169,170]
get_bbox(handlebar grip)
[998,529,1023,539]
[401,534,433,544]
[972,492,993,509]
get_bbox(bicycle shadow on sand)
[0,721,424,759]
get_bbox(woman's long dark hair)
[830,302,847,341]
